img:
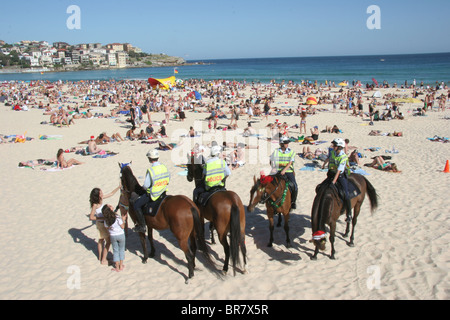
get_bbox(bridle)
[252,176,287,208]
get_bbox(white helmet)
[146,149,159,159]
[332,138,346,148]
[211,145,222,157]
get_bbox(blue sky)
[0,0,449,60]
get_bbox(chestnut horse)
[248,174,292,248]
[119,163,215,283]
[310,173,378,260]
[186,154,247,276]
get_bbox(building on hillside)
[116,51,128,68]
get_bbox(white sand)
[0,84,449,300]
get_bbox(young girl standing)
[103,204,127,272]
[89,186,120,265]
[300,109,307,134]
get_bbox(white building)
[107,53,117,66]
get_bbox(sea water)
[0,52,449,85]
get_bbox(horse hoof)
[286,242,291,248]
[142,258,148,264]
[267,243,273,248]
[347,242,355,247]
[221,270,227,276]
[310,256,317,261]
[185,279,190,285]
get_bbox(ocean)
[1,52,449,85]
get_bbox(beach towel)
[93,151,118,158]
[300,163,320,172]
[351,168,370,176]
[427,136,449,143]
[177,170,188,176]
[39,135,63,140]
[300,166,316,172]
[40,166,74,172]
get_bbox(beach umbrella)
[338,82,348,87]
[306,96,318,105]
[372,91,382,98]
[372,78,379,86]
[404,98,422,104]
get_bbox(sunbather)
[365,156,400,172]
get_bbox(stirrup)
[133,225,146,233]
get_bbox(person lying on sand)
[364,156,400,172]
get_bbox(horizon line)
[187,51,450,62]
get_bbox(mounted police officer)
[270,136,298,210]
[133,149,170,233]
[193,145,231,205]
[328,138,352,222]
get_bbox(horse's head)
[119,162,146,196]
[310,231,327,251]
[248,174,274,212]
[119,162,132,175]
[186,153,204,184]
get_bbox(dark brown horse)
[119,163,215,283]
[186,154,247,276]
[248,174,292,248]
[310,173,378,260]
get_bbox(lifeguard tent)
[148,76,176,90]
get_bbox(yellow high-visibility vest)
[147,164,170,201]
[329,150,351,176]
[205,159,226,190]
[272,149,295,173]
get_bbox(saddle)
[197,187,226,207]
[143,193,167,217]
[274,173,294,195]
[316,177,360,202]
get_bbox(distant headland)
[0,40,190,74]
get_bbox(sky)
[0,0,449,60]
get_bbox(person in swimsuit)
[56,149,83,168]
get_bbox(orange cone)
[444,160,450,173]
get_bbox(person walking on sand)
[102,204,126,272]
[164,101,171,124]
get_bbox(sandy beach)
[0,80,449,301]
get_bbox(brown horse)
[116,162,133,236]
[248,173,292,248]
[186,154,247,276]
[119,163,215,283]
[310,173,378,260]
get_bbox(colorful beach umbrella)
[306,96,318,105]
[372,78,379,86]
[338,82,348,87]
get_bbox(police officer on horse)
[327,138,352,222]
[133,149,170,233]
[270,136,298,210]
[193,145,231,206]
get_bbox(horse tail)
[229,204,242,273]
[191,206,216,268]
[364,177,379,214]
